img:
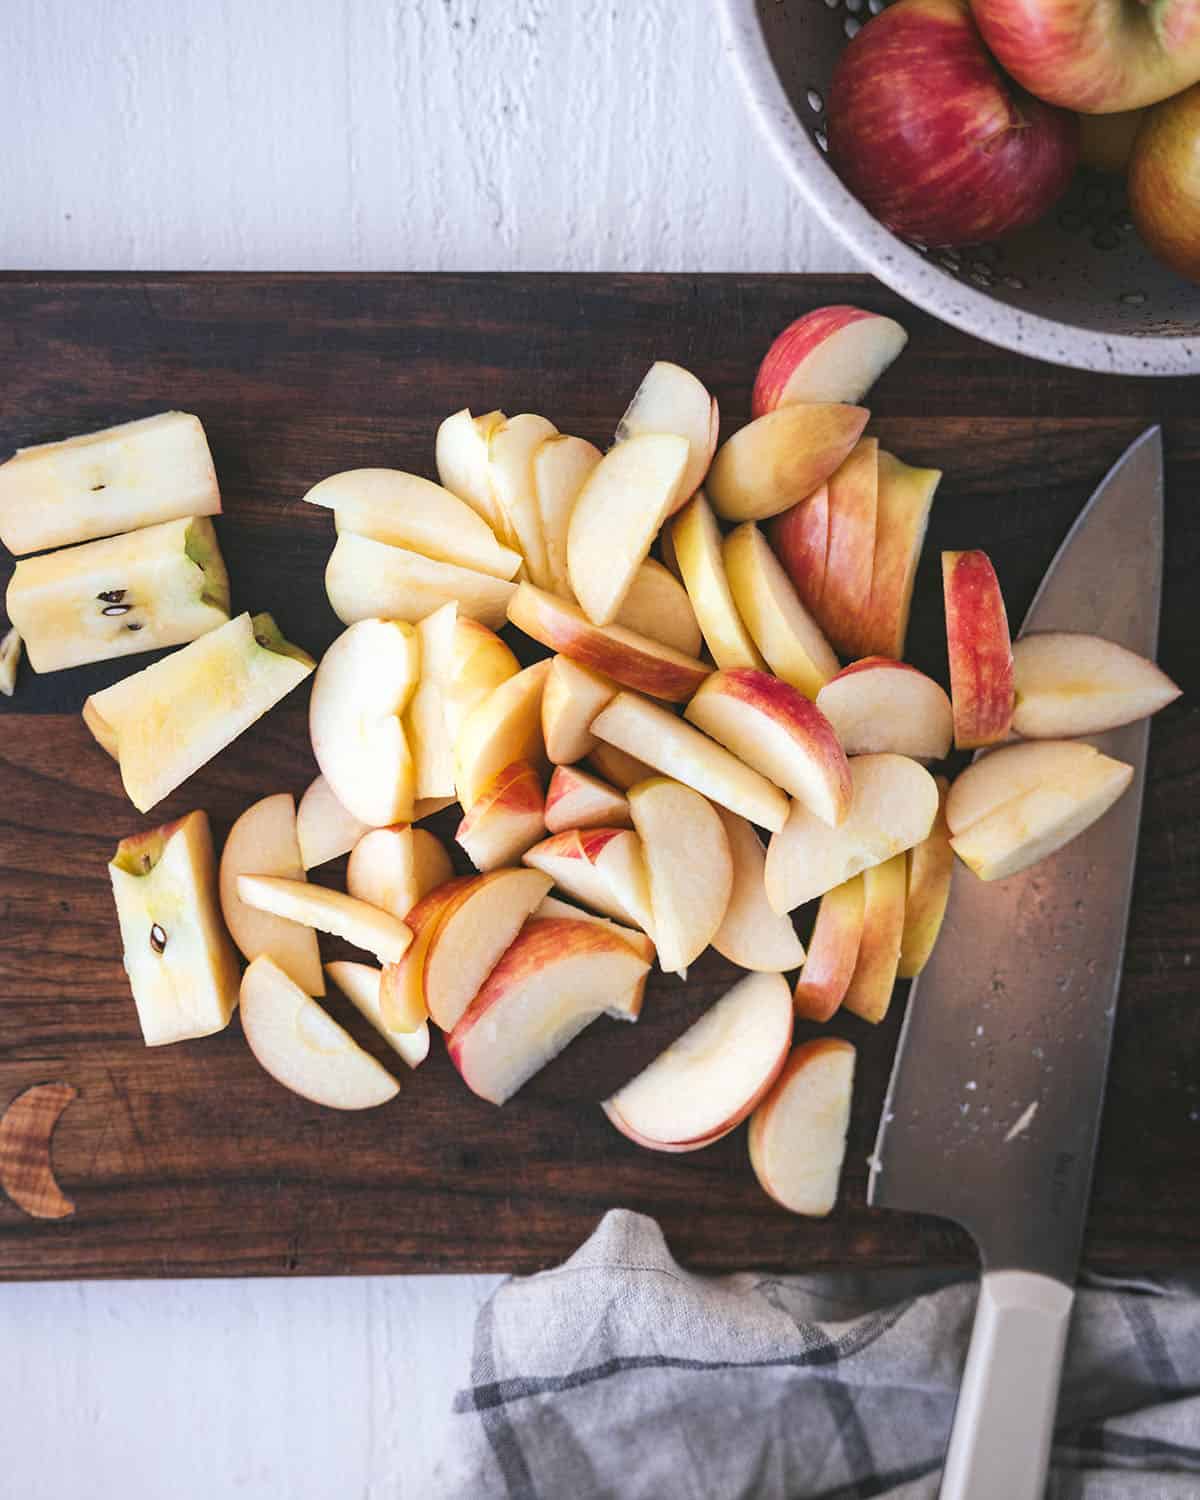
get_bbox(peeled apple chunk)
[108,810,242,1046]
[0,411,220,555]
[748,1038,856,1217]
[84,612,314,813]
[1011,632,1181,738]
[7,515,230,673]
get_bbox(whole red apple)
[969,0,1200,114]
[1129,83,1200,284]
[828,0,1079,247]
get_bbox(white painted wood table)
[0,3,850,1495]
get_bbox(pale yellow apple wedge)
[489,413,558,585]
[722,522,839,698]
[541,654,617,765]
[237,875,413,964]
[325,533,517,630]
[614,558,703,658]
[0,629,21,696]
[671,491,764,670]
[404,602,459,801]
[706,404,869,523]
[455,658,550,810]
[899,776,953,979]
[533,434,602,598]
[841,852,907,1024]
[628,778,732,975]
[296,775,375,870]
[324,961,431,1068]
[347,826,453,918]
[614,361,718,509]
[436,407,508,534]
[748,1038,856,1216]
[710,806,807,973]
[1011,631,1181,738]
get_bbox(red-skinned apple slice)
[768,483,830,618]
[752,307,908,415]
[488,413,558,586]
[454,658,550,810]
[816,658,953,761]
[1011,631,1181,738]
[842,851,907,1024]
[748,1038,856,1216]
[615,558,703,659]
[614,361,719,509]
[324,961,431,1068]
[534,896,656,971]
[710,806,807,974]
[792,876,865,1022]
[544,764,631,833]
[706,404,870,523]
[296,774,375,870]
[347,825,453,918]
[541,654,617,765]
[861,451,940,659]
[435,407,507,534]
[899,776,953,979]
[671,491,766,670]
[943,549,1015,749]
[533,434,602,598]
[603,972,793,1151]
[765,753,939,913]
[523,827,652,932]
[723,522,839,698]
[821,437,879,658]
[448,919,651,1105]
[379,877,477,1031]
[685,669,852,827]
[325,533,516,630]
[237,875,413,964]
[508,583,709,702]
[587,742,657,792]
[628,777,732,975]
[455,760,546,871]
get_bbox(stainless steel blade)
[868,428,1164,1281]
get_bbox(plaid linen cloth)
[432,1209,1200,1499]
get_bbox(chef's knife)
[868,427,1164,1500]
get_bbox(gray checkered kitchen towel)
[431,1209,1200,1499]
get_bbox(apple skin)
[752,307,907,417]
[943,549,1014,750]
[544,764,631,833]
[969,0,1200,114]
[768,484,829,617]
[1130,84,1200,285]
[828,0,1078,248]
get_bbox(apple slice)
[792,876,865,1022]
[816,658,953,761]
[296,774,374,870]
[533,434,602,598]
[541,654,617,765]
[448,918,651,1105]
[614,558,703,658]
[508,583,709,703]
[324,961,430,1068]
[544,764,631,833]
[592,691,789,832]
[671,491,765,670]
[1011,631,1181,738]
[378,877,477,1031]
[237,875,413,964]
[455,659,550,810]
[943,550,1014,750]
[710,806,807,973]
[685,669,852,826]
[860,451,940,659]
[305,469,521,580]
[402,602,459,801]
[488,413,558,586]
[325,533,517,631]
[768,484,830,619]
[946,741,1133,882]
[347,825,453,917]
[821,437,879,658]
[423,867,553,1031]
[752,306,908,415]
[842,852,907,1024]
[765,753,939,913]
[456,760,546,871]
[219,793,325,995]
[240,956,399,1109]
[899,776,953,979]
[587,742,657,792]
[628,778,732,974]
[723,522,839,698]
[748,1038,856,1217]
[445,616,520,741]
[567,432,690,625]
[534,895,655,969]
[603,972,793,1151]
[0,628,20,696]
[310,618,419,827]
[524,828,652,931]
[614,361,719,510]
[706,404,870,523]
[436,407,508,534]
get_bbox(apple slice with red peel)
[435,407,508,534]
[752,306,908,415]
[748,1038,856,1216]
[324,961,431,1069]
[534,896,656,1021]
[325,533,516,630]
[816,658,953,761]
[237,875,413,964]
[685,669,852,827]
[943,549,1015,750]
[541,654,617,765]
[1011,631,1181,738]
[671,491,766,670]
[508,583,709,703]
[219,793,324,995]
[379,877,476,1031]
[448,918,651,1105]
[792,876,865,1022]
[524,827,652,931]
[768,484,830,617]
[765,753,939,913]
[604,972,794,1151]
[533,434,602,598]
[445,616,520,742]
[488,413,558,585]
[710,806,807,974]
[592,691,790,832]
[347,825,453,918]
[614,361,719,510]
[296,775,374,870]
[240,956,399,1109]
[842,852,907,1024]
[455,760,546,871]
[544,764,631,833]
[723,522,839,698]
[706,404,870,523]
[615,558,703,658]
[567,432,690,625]
[628,778,732,974]
[821,437,879,658]
[587,742,657,792]
[861,451,940,659]
[899,776,953,979]
[455,658,550,810]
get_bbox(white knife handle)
[940,1270,1074,1500]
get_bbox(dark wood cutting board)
[1,273,1197,1281]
